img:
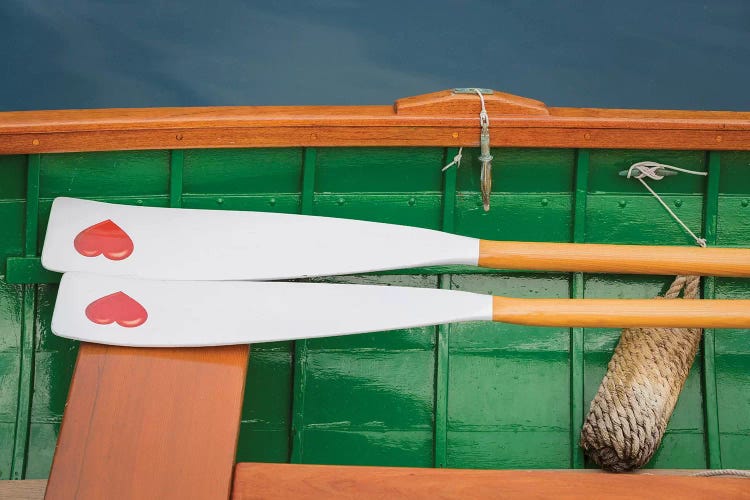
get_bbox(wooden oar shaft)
[479,240,750,277]
[493,297,750,328]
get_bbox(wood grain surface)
[478,240,750,277]
[44,343,249,500]
[492,296,750,328]
[0,480,46,500]
[1,90,749,153]
[231,463,750,499]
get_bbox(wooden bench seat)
[232,463,750,499]
[8,466,747,499]
[44,344,250,500]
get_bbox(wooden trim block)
[232,463,750,499]
[394,89,549,116]
[44,343,249,500]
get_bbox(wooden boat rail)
[1,90,750,154]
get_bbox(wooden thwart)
[44,343,249,500]
[232,463,750,499]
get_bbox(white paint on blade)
[41,197,480,280]
[52,273,494,347]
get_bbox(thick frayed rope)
[580,275,702,472]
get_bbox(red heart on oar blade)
[74,219,134,261]
[85,292,148,328]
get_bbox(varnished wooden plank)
[0,480,46,500]
[232,463,750,499]
[45,343,249,500]
[2,126,750,155]
[0,89,750,154]
[0,102,749,133]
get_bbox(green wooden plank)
[702,151,721,468]
[315,147,444,193]
[717,151,750,194]
[586,194,704,245]
[183,148,303,194]
[0,155,35,275]
[455,194,572,241]
[448,273,572,469]
[25,169,78,480]
[314,194,442,229]
[5,258,60,284]
[0,155,26,200]
[291,148,317,463]
[0,203,24,277]
[643,370,708,469]
[434,277,450,469]
[714,152,750,469]
[713,280,750,469]
[0,278,24,480]
[716,151,750,245]
[183,194,300,213]
[570,149,588,468]
[169,150,184,208]
[301,148,317,214]
[300,349,435,427]
[299,429,434,467]
[456,148,575,193]
[12,154,40,479]
[435,148,458,468]
[23,157,39,259]
[39,151,169,198]
[717,197,750,243]
[236,345,293,463]
[26,334,77,478]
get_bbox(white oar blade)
[41,197,479,280]
[52,273,493,347]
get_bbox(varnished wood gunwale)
[231,463,750,499]
[1,89,749,153]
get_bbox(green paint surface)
[0,147,748,478]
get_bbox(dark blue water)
[2,0,749,111]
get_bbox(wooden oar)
[52,273,750,347]
[42,197,750,280]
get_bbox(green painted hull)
[0,147,748,478]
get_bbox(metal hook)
[450,88,494,210]
[472,89,493,211]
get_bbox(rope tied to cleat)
[581,161,710,472]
